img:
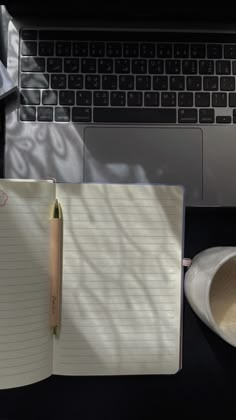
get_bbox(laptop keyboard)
[19,29,236,124]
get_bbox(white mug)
[184,246,236,347]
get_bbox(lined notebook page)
[53,183,184,375]
[0,180,55,389]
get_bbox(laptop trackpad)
[84,127,202,204]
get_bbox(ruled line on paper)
[0,350,49,362]
[0,333,49,344]
[59,338,177,343]
[0,342,50,354]
[61,342,176,357]
[0,228,49,231]
[0,312,49,320]
[62,315,175,320]
[60,347,176,352]
[0,319,49,327]
[0,296,48,304]
[0,357,48,370]
[0,303,48,311]
[0,326,49,336]
[0,288,48,295]
[59,353,175,358]
[0,363,49,378]
[0,340,50,351]
[59,361,173,365]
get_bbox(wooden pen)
[50,199,62,335]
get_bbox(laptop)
[2,3,236,206]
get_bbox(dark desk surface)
[0,207,236,419]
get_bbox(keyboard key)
[21,57,45,72]
[55,107,70,122]
[124,43,139,57]
[216,116,232,123]
[153,76,168,90]
[90,42,105,57]
[81,59,96,73]
[232,61,236,74]
[132,59,147,74]
[203,76,218,91]
[56,42,71,56]
[212,93,227,107]
[51,74,66,89]
[195,93,210,107]
[229,93,236,107]
[72,107,91,122]
[140,43,155,58]
[166,60,181,74]
[199,109,214,123]
[85,75,100,90]
[220,76,235,91]
[199,60,214,74]
[98,59,113,73]
[27,59,38,77]
[119,75,134,90]
[144,92,159,107]
[178,109,197,123]
[157,44,172,58]
[207,44,222,58]
[47,58,62,73]
[21,30,37,40]
[110,92,126,106]
[21,90,40,105]
[174,44,188,58]
[21,41,37,56]
[64,58,80,73]
[21,73,49,88]
[107,43,122,57]
[68,75,83,89]
[161,92,176,107]
[182,60,197,74]
[136,76,151,90]
[149,60,164,74]
[76,91,92,106]
[37,107,53,122]
[127,92,142,107]
[39,42,54,56]
[94,108,176,123]
[233,109,236,123]
[170,76,185,90]
[73,42,88,57]
[224,45,236,59]
[115,59,130,74]
[65,60,81,79]
[216,60,231,75]
[42,90,58,105]
[187,76,201,91]
[190,44,205,58]
[178,92,193,107]
[93,91,109,106]
[102,75,117,90]
[59,90,75,106]
[20,106,36,121]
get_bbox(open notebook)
[0,180,184,389]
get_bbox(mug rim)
[206,249,236,346]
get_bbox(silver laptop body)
[3,5,236,206]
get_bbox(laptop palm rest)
[84,127,202,204]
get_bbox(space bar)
[94,108,176,123]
